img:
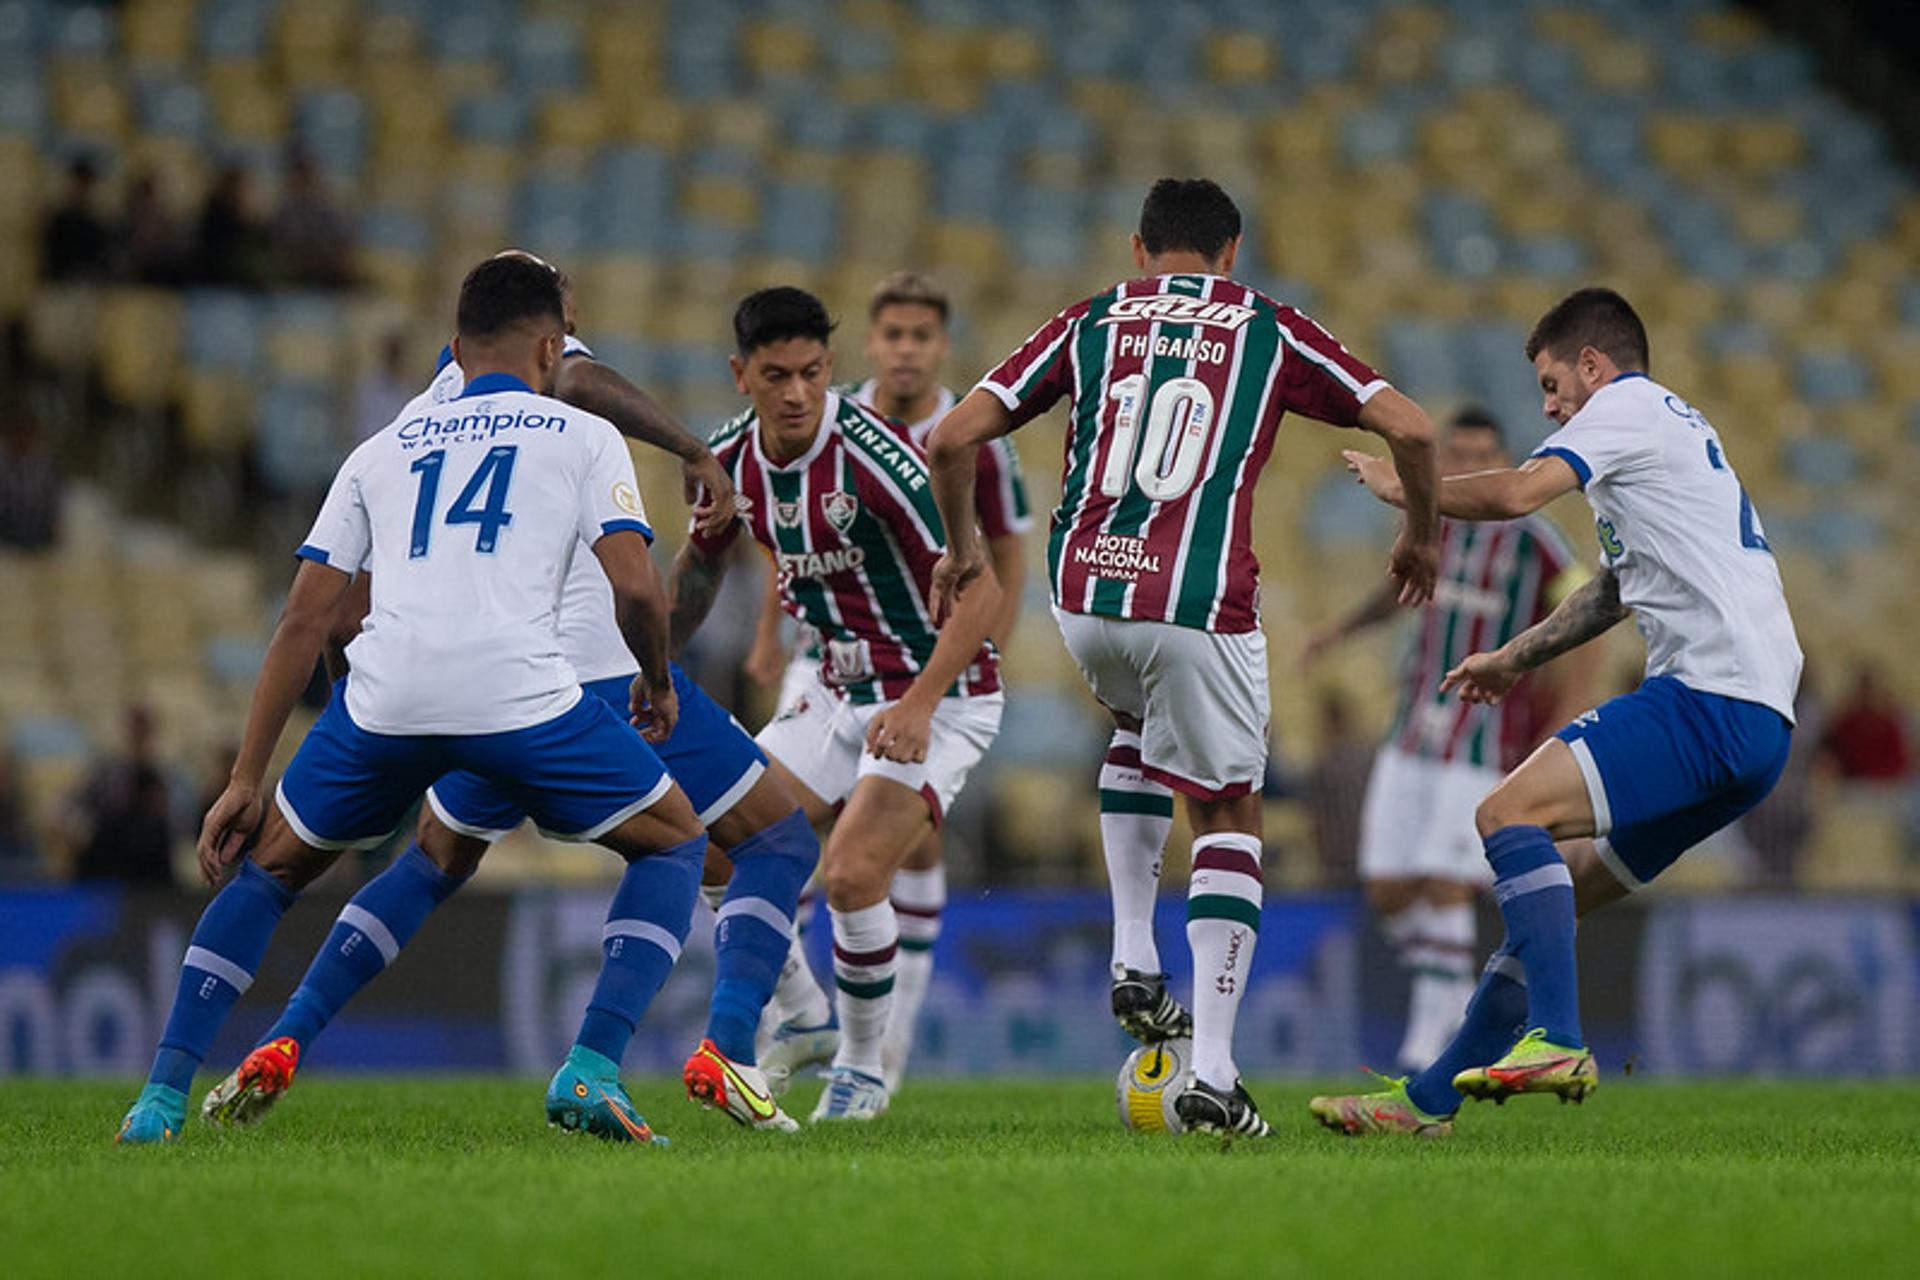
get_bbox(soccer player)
[198,256,820,1134]
[925,178,1442,1137]
[670,286,1005,1122]
[747,271,1033,1094]
[117,256,707,1144]
[1303,406,1599,1072]
[1312,287,1801,1136]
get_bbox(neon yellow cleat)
[1309,1073,1453,1138]
[1453,1028,1598,1105]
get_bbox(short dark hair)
[1138,178,1242,261]
[868,271,949,324]
[1448,404,1506,448]
[734,286,834,356]
[1525,287,1649,372]
[456,254,565,341]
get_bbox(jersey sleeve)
[976,301,1088,429]
[1271,306,1390,428]
[562,334,595,360]
[578,421,652,547]
[973,437,1034,537]
[687,433,747,557]
[296,451,372,572]
[1531,406,1654,491]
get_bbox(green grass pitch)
[3,1078,1916,1278]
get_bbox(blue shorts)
[277,682,673,850]
[1555,675,1792,889]
[428,665,765,841]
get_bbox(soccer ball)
[1115,1037,1190,1133]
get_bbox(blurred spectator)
[63,706,183,885]
[195,163,270,288]
[0,411,64,550]
[1306,689,1372,886]
[41,156,111,282]
[1821,661,1911,780]
[355,331,416,441]
[271,148,353,289]
[120,169,186,286]
[1742,667,1828,888]
[0,747,40,881]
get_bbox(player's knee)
[821,847,886,909]
[1475,792,1521,840]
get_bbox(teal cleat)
[545,1047,668,1145]
[115,1083,188,1145]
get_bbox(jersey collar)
[1608,371,1649,384]
[753,390,839,472]
[458,372,535,398]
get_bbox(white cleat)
[758,1018,839,1097]
[683,1039,799,1132]
[808,1066,889,1123]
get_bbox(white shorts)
[1053,606,1269,799]
[775,652,830,718]
[756,689,1004,824]
[1356,743,1501,884]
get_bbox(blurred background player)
[671,287,1005,1122]
[199,254,819,1135]
[1317,287,1801,1136]
[927,178,1442,1137]
[118,256,705,1145]
[1304,406,1599,1072]
[748,271,1033,1094]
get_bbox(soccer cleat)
[545,1047,667,1145]
[683,1039,798,1132]
[202,1037,300,1127]
[756,1016,839,1096]
[115,1083,187,1145]
[1111,969,1194,1044]
[807,1066,889,1123]
[1308,1072,1454,1138]
[1174,1078,1272,1139]
[1453,1028,1598,1105]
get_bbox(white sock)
[881,865,945,1090]
[699,882,727,913]
[830,900,897,1079]
[1099,730,1174,979]
[1400,900,1477,1069]
[765,884,827,1027]
[1185,832,1264,1090]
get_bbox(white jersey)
[1532,372,1801,722]
[853,378,955,442]
[415,337,640,685]
[301,371,650,735]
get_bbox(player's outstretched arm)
[667,538,730,660]
[1301,579,1401,671]
[554,358,737,538]
[743,550,789,689]
[595,529,679,742]
[1441,568,1628,705]
[1346,450,1581,523]
[322,571,372,682]
[200,559,354,885]
[985,533,1025,648]
[926,389,1015,624]
[1355,387,1440,605]
[865,563,1003,766]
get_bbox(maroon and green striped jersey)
[1389,515,1585,767]
[692,390,999,705]
[980,273,1389,633]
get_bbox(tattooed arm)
[1440,568,1628,705]
[668,538,730,659]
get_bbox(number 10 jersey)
[979,273,1390,634]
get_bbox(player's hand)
[1343,449,1406,508]
[1387,529,1439,606]
[1298,627,1339,674]
[632,674,680,743]
[683,451,738,539]
[930,548,986,627]
[744,633,788,690]
[197,781,264,887]
[865,698,933,764]
[1441,649,1524,705]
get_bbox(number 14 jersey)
[980,273,1388,634]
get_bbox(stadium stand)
[1,0,1915,889]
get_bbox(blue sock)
[1485,824,1582,1048]
[1405,946,1529,1117]
[147,861,296,1093]
[574,834,705,1064]
[708,809,820,1062]
[266,844,470,1052]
